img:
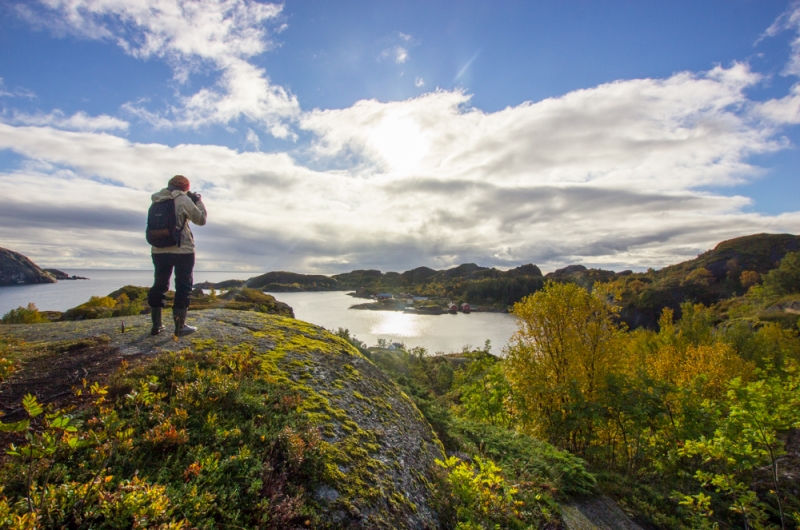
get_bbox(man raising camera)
[147,174,207,336]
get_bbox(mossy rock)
[0,310,445,529]
[62,286,294,320]
[216,287,294,317]
[107,285,150,302]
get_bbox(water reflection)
[371,312,424,337]
[268,291,517,355]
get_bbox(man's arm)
[178,195,207,226]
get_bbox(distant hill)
[244,270,339,291]
[610,233,800,328]
[9,233,795,328]
[189,233,798,325]
[0,247,56,285]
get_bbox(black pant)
[148,253,195,309]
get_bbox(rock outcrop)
[1,309,445,529]
[44,268,88,280]
[0,247,56,285]
[561,496,644,530]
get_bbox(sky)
[0,0,799,274]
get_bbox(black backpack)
[146,199,186,248]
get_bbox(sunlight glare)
[370,114,429,173]
[371,311,426,338]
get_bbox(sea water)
[0,269,245,314]
[0,270,518,354]
[263,291,518,355]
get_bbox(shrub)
[436,455,557,529]
[0,344,328,529]
[1,303,46,324]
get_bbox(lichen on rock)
[0,309,445,529]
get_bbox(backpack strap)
[175,201,188,247]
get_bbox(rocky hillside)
[0,247,56,285]
[609,233,800,328]
[245,271,340,291]
[0,310,446,528]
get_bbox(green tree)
[680,368,800,529]
[453,353,512,427]
[760,251,800,297]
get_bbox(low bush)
[1,303,46,325]
[0,343,328,529]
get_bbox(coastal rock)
[193,279,246,289]
[0,247,56,285]
[44,268,88,280]
[1,309,445,529]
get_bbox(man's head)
[168,175,190,191]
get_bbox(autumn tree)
[505,282,625,451]
[740,270,760,289]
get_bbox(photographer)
[147,174,207,336]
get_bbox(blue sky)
[0,0,799,272]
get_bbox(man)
[147,175,207,336]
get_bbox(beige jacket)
[150,189,207,254]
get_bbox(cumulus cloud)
[8,110,129,131]
[301,64,772,188]
[1,61,799,272]
[21,0,298,136]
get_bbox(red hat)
[168,175,190,191]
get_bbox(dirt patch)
[0,336,144,422]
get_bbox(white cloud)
[0,78,36,99]
[8,110,129,131]
[763,1,800,77]
[301,64,772,189]
[245,128,261,150]
[24,0,299,135]
[1,63,799,272]
[415,77,425,88]
[380,45,409,64]
[756,83,800,123]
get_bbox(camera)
[187,191,201,204]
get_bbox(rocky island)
[0,247,57,285]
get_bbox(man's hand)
[187,191,201,204]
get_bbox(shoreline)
[348,301,506,314]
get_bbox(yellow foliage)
[505,282,625,438]
[648,342,752,399]
[83,296,116,309]
[739,270,760,289]
[680,267,715,287]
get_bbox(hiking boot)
[150,306,166,336]
[173,307,197,336]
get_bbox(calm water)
[265,291,517,355]
[0,270,518,354]
[0,269,247,314]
